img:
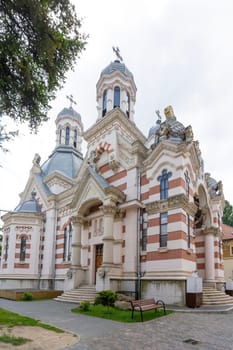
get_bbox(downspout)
[37,213,45,289]
[136,167,141,299]
[51,202,58,290]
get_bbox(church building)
[0,51,225,305]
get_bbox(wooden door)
[95,244,103,283]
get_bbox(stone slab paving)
[1,299,233,349]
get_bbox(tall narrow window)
[157,169,172,200]
[63,225,72,261]
[68,223,72,261]
[114,86,120,108]
[184,170,190,197]
[5,236,9,261]
[73,129,77,148]
[186,214,190,248]
[102,90,107,117]
[160,212,168,247]
[63,227,67,261]
[20,236,26,261]
[126,92,130,118]
[65,126,70,145]
[142,209,148,251]
[59,129,62,144]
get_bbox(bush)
[79,301,90,311]
[94,290,117,308]
[23,292,32,301]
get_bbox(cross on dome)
[112,46,123,62]
[66,94,77,108]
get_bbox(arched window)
[20,236,26,261]
[73,129,77,148]
[114,86,120,108]
[102,90,107,117]
[59,129,62,144]
[65,126,70,145]
[126,92,130,118]
[157,169,172,200]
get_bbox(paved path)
[1,299,233,349]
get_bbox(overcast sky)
[1,0,233,215]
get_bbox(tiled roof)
[222,223,233,240]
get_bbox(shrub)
[79,301,90,311]
[94,290,117,308]
[23,292,32,301]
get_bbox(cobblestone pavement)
[73,311,233,350]
[1,299,233,350]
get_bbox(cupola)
[96,47,137,121]
[55,95,83,153]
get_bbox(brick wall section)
[106,170,127,183]
[14,263,29,268]
[147,249,196,262]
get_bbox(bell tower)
[96,47,137,121]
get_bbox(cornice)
[146,194,197,215]
[83,109,146,145]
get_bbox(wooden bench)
[130,298,166,322]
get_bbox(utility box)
[186,272,203,308]
[225,281,233,296]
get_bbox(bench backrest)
[131,298,155,307]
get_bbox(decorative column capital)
[115,208,125,221]
[71,215,84,225]
[203,226,220,237]
[100,205,117,216]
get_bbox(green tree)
[222,200,233,227]
[0,0,87,147]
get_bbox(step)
[54,285,97,304]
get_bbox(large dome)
[101,60,133,78]
[41,146,83,179]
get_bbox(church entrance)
[95,244,103,284]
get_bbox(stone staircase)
[54,285,97,304]
[202,287,233,305]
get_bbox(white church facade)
[0,53,225,305]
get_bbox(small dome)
[14,192,41,213]
[101,60,133,78]
[57,107,81,121]
[41,146,83,179]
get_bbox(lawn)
[0,307,64,333]
[72,304,173,322]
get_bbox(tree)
[0,0,87,143]
[222,200,233,227]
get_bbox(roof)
[57,107,81,121]
[101,60,133,78]
[222,223,233,240]
[41,146,83,179]
[14,192,41,213]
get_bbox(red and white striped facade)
[0,57,225,305]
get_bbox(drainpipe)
[51,201,58,290]
[136,167,141,299]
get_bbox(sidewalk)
[1,298,233,350]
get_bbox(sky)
[1,0,233,216]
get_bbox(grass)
[0,334,31,346]
[0,308,64,333]
[72,304,173,323]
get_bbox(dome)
[57,107,81,121]
[14,192,41,213]
[101,60,133,78]
[41,146,83,179]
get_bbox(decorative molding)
[146,194,197,215]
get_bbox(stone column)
[204,228,216,281]
[71,215,83,267]
[102,205,116,266]
[113,209,124,265]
